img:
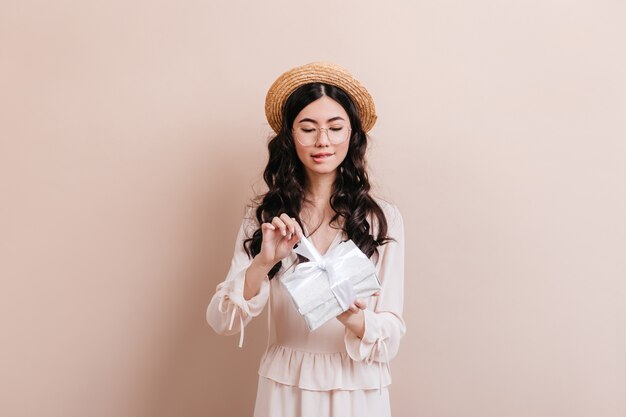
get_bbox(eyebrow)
[297,116,346,124]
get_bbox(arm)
[206,210,302,347]
[343,204,406,363]
[206,213,271,347]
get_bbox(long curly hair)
[244,82,392,279]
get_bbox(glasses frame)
[292,126,352,147]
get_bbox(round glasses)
[292,126,352,146]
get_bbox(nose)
[315,128,331,146]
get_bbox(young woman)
[206,62,405,417]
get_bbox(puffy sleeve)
[344,202,406,364]
[206,210,270,347]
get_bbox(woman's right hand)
[255,213,303,268]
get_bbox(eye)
[301,128,316,133]
[329,127,344,132]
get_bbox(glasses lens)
[327,127,350,144]
[295,128,317,146]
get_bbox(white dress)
[206,199,406,417]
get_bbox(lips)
[311,152,335,163]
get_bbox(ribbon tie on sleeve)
[365,335,391,394]
[215,279,251,348]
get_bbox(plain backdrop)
[1,1,624,416]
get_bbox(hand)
[336,298,368,338]
[255,213,303,268]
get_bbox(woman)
[206,62,405,417]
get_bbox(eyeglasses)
[292,126,352,146]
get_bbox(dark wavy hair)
[244,82,392,278]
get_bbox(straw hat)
[265,62,377,133]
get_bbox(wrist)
[339,310,365,339]
[353,312,366,339]
[252,255,275,274]
[243,256,273,301]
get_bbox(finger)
[271,217,287,236]
[281,214,301,240]
[261,223,276,238]
[354,299,366,309]
[261,222,276,232]
[279,213,296,236]
[290,219,302,243]
[291,217,304,237]
[284,229,300,247]
[372,291,381,297]
[349,303,359,314]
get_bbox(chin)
[305,165,340,176]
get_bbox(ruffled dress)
[206,199,406,417]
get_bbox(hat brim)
[265,62,377,133]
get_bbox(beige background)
[1,0,624,416]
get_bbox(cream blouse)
[206,198,405,391]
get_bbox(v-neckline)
[301,224,343,257]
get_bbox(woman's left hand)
[336,292,379,338]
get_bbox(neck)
[304,171,336,206]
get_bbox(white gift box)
[280,234,381,331]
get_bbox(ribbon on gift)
[281,233,380,331]
[292,233,357,312]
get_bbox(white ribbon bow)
[293,234,357,311]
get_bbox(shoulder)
[372,196,403,227]
[368,196,403,241]
[236,205,260,240]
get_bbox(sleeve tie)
[216,280,251,348]
[365,335,392,394]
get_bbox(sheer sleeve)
[344,202,406,364]
[206,210,270,347]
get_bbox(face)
[292,96,351,179]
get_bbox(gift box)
[280,233,381,331]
